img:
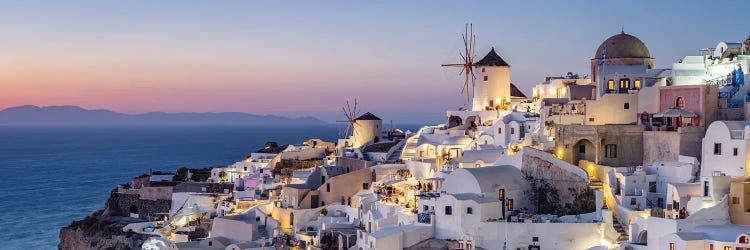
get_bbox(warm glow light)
[556,148,564,159]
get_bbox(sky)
[1,1,748,123]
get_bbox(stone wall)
[642,127,704,165]
[556,124,644,167]
[522,147,589,203]
[103,192,171,220]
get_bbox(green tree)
[523,171,562,215]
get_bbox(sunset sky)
[1,1,748,122]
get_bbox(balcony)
[417,213,432,224]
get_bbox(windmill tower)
[474,47,511,112]
[443,24,512,111]
[336,99,382,149]
[442,23,478,108]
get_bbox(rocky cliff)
[58,210,151,250]
[59,189,170,250]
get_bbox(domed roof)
[594,32,651,59]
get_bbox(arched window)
[676,97,685,108]
[739,235,749,244]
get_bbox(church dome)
[594,32,651,59]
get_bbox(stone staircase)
[588,178,629,244]
[400,134,419,161]
[613,220,629,243]
[386,146,403,163]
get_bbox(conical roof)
[474,48,510,67]
[355,112,381,121]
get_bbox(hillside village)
[61,31,750,250]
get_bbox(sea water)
[0,124,421,249]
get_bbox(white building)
[701,120,750,178]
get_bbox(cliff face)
[58,210,151,250]
[59,189,170,250]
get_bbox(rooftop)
[474,48,510,67]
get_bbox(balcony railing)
[417,213,432,224]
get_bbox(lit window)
[723,246,731,250]
[619,78,631,89]
[498,189,505,200]
[507,199,514,210]
[634,79,641,89]
[740,235,749,244]
[668,243,674,250]
[608,80,615,90]
[475,163,481,168]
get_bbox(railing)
[417,213,431,224]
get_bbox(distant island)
[0,105,326,125]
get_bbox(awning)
[653,107,697,118]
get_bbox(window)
[740,235,749,243]
[649,181,656,193]
[445,206,452,215]
[733,197,740,204]
[605,144,617,158]
[326,183,330,192]
[624,103,630,109]
[511,128,515,134]
[363,183,370,190]
[507,199,514,211]
[467,207,473,214]
[709,244,714,250]
[714,143,722,155]
[630,198,636,205]
[482,68,485,72]
[668,243,674,250]
[498,189,505,200]
[619,78,631,89]
[734,148,739,156]
[578,144,585,154]
[589,118,595,122]
[608,80,615,90]
[634,79,641,89]
[704,181,710,197]
[484,76,488,81]
[498,127,502,134]
[423,205,428,211]
[676,97,685,109]
[321,176,326,184]
[244,167,247,171]
[723,246,731,250]
[475,163,481,168]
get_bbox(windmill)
[442,23,478,105]
[336,99,360,146]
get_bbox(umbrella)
[653,107,697,118]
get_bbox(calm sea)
[0,124,421,249]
